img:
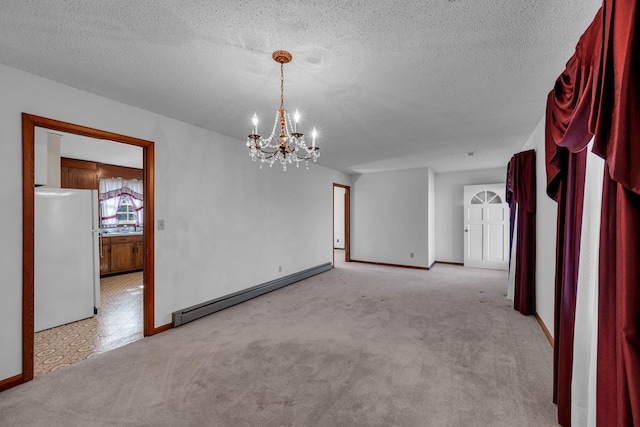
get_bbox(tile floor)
[33,271,143,377]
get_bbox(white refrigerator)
[35,188,100,332]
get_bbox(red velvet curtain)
[597,170,640,426]
[590,1,640,425]
[545,1,640,425]
[506,150,536,315]
[546,147,586,426]
[545,15,599,424]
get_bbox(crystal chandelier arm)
[252,143,278,157]
[293,149,320,161]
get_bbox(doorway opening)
[22,113,157,384]
[333,183,351,265]
[33,131,145,377]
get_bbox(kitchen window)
[116,195,137,225]
[99,178,143,228]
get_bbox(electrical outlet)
[278,266,282,272]
[410,252,414,258]
[157,219,165,230]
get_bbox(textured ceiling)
[1,1,601,174]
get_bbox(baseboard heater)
[172,262,332,327]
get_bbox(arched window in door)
[471,190,503,205]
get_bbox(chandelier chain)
[280,63,285,111]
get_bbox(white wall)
[521,117,558,335]
[434,167,506,263]
[34,130,62,187]
[0,63,350,381]
[46,133,61,188]
[333,186,345,249]
[351,168,433,268]
[34,127,47,186]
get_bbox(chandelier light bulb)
[293,109,300,133]
[252,113,259,134]
[312,128,317,148]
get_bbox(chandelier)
[246,50,319,170]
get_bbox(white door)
[463,184,509,270]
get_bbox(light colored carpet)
[0,262,556,426]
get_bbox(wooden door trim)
[21,113,158,385]
[333,183,351,263]
[0,374,23,393]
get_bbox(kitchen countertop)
[101,231,143,237]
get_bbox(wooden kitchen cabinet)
[61,158,143,190]
[110,238,135,272]
[100,237,111,275]
[133,241,144,269]
[61,158,98,190]
[100,234,143,276]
